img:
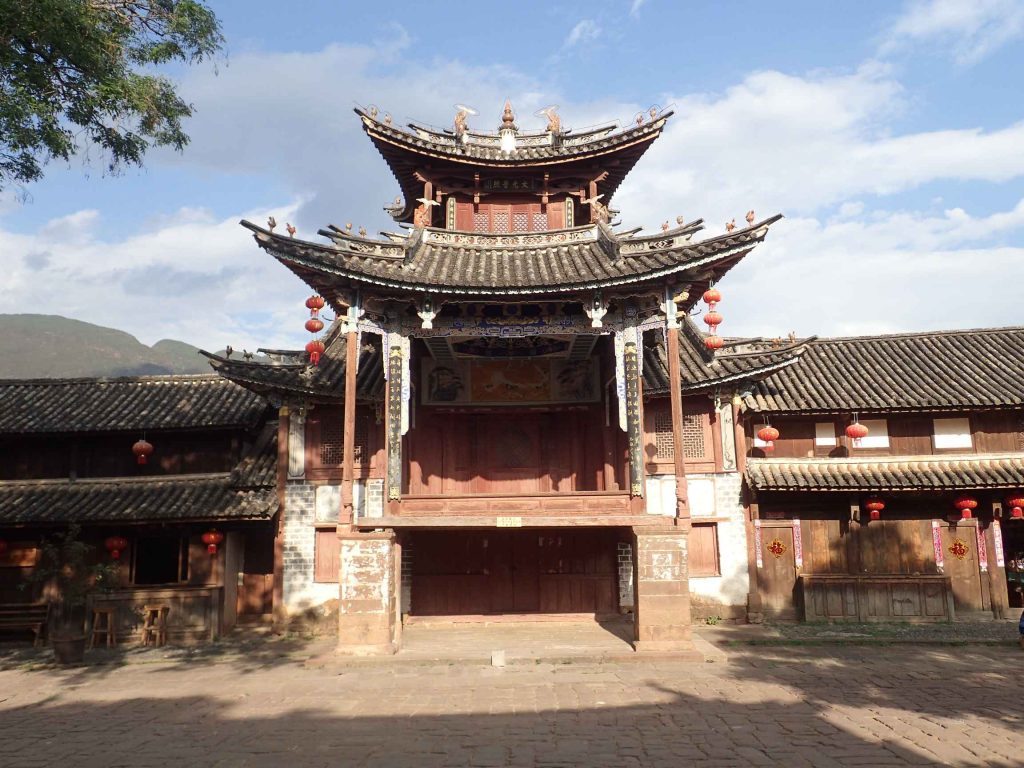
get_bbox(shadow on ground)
[0,640,1021,766]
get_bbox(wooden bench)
[0,603,49,646]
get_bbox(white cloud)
[880,0,1024,64]
[630,0,648,17]
[722,201,1024,338]
[564,19,601,48]
[0,201,313,351]
[615,65,1024,230]
[4,38,1024,348]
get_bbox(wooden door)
[940,523,985,616]
[758,524,799,619]
[512,533,540,612]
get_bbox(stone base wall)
[617,541,634,610]
[634,530,692,650]
[338,532,396,654]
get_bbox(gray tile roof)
[643,318,810,395]
[748,327,1024,414]
[0,375,267,434]
[242,216,781,297]
[203,327,384,402]
[746,455,1024,492]
[0,424,278,525]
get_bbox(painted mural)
[422,358,599,405]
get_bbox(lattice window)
[319,414,367,465]
[654,410,705,460]
[492,211,509,233]
[473,211,489,232]
[513,212,529,232]
[532,212,548,231]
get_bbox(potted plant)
[23,524,119,664]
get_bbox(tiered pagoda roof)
[241,215,781,303]
[357,106,671,223]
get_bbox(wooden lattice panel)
[319,415,367,465]
[513,212,529,232]
[492,211,509,233]
[533,212,548,231]
[654,409,705,459]
[473,211,489,232]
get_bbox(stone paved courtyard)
[1,637,1022,767]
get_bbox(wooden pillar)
[385,335,404,510]
[666,325,690,521]
[735,400,763,624]
[624,335,646,514]
[339,327,358,527]
[272,407,289,630]
[985,518,1009,619]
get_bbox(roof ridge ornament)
[499,99,518,154]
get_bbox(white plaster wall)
[282,482,337,611]
[644,472,749,611]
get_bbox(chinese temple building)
[205,102,811,654]
[3,104,1021,654]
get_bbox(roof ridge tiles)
[0,472,233,488]
[0,373,223,387]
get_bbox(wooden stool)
[89,607,117,649]
[140,604,169,647]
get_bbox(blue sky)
[2,0,1023,350]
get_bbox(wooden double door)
[410,529,619,616]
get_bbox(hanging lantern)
[1006,495,1024,519]
[132,438,153,465]
[104,536,128,560]
[864,497,885,522]
[702,287,721,308]
[305,295,325,316]
[845,421,869,446]
[756,425,779,453]
[703,310,723,329]
[201,530,224,555]
[305,339,326,366]
[953,495,978,520]
[304,317,324,334]
[704,335,724,351]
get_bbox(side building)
[0,375,279,642]
[740,327,1024,623]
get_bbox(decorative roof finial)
[726,219,736,232]
[501,99,517,130]
[746,210,755,225]
[267,216,276,232]
[661,221,670,232]
[286,223,296,238]
[676,215,685,225]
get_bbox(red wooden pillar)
[666,324,690,522]
[339,326,358,527]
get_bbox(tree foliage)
[0,0,223,190]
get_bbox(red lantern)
[703,310,723,329]
[104,536,128,560]
[1006,495,1024,520]
[864,497,885,522]
[845,422,869,446]
[702,287,721,308]
[132,439,153,465]
[757,426,779,453]
[953,495,978,520]
[704,335,724,351]
[305,295,325,316]
[305,317,324,334]
[202,530,224,555]
[305,339,326,366]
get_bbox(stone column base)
[633,528,694,652]
[746,592,764,624]
[337,530,397,655]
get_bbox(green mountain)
[0,315,213,378]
